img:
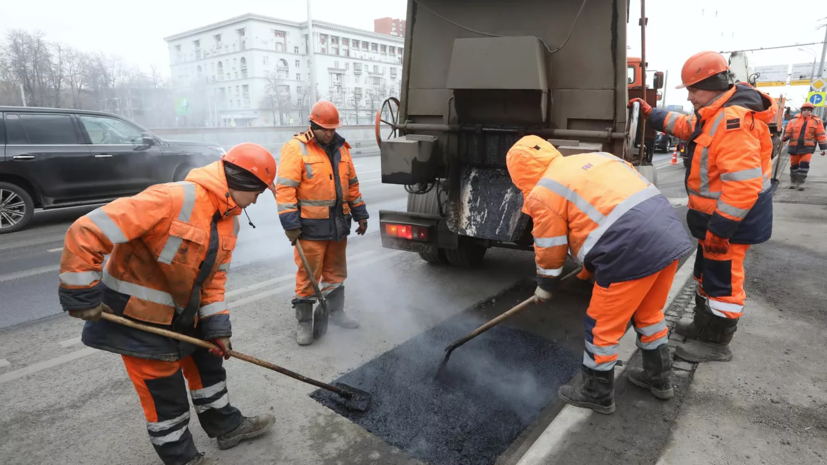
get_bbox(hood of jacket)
[185,161,242,217]
[506,136,563,210]
[699,83,777,125]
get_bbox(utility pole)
[817,24,827,118]
[638,0,648,164]
[661,70,668,108]
[307,0,318,111]
[19,83,26,107]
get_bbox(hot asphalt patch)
[311,315,580,465]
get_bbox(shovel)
[435,267,583,380]
[99,312,371,412]
[294,240,329,340]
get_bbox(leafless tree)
[262,73,292,126]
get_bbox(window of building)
[236,86,240,95]
[389,46,396,55]
[371,43,378,52]
[240,58,247,78]
[362,42,369,51]
[197,65,203,78]
[345,62,349,70]
[381,45,387,54]
[264,56,269,65]
[214,34,222,49]
[278,59,289,79]
[372,76,381,86]
[296,73,301,81]
[217,62,224,80]
[243,85,250,107]
[295,59,300,67]
[294,46,299,53]
[175,44,181,52]
[352,40,359,49]
[390,67,398,78]
[237,28,246,37]
[334,61,339,68]
[15,114,79,144]
[373,65,379,73]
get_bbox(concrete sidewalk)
[657,155,827,464]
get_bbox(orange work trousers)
[122,350,241,465]
[584,260,678,371]
[294,238,347,299]
[790,153,813,178]
[693,240,749,319]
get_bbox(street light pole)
[307,0,318,112]
[817,24,827,117]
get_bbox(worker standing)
[276,100,369,346]
[506,136,692,415]
[630,51,777,363]
[782,102,827,190]
[58,144,278,465]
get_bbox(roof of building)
[163,13,404,44]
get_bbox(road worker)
[506,136,693,415]
[630,51,777,363]
[276,100,369,346]
[782,102,827,190]
[58,144,277,465]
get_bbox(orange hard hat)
[801,102,815,110]
[677,51,729,89]
[222,143,277,191]
[309,100,342,129]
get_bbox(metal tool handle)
[99,312,351,398]
[294,240,328,311]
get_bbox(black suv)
[0,107,224,233]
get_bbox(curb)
[514,251,698,465]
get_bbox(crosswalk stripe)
[0,348,98,385]
[58,337,83,348]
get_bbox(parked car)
[677,140,690,168]
[0,107,225,233]
[654,131,673,153]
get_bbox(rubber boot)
[184,453,218,465]
[558,366,615,415]
[676,315,738,363]
[627,344,674,399]
[326,286,359,329]
[674,295,714,340]
[798,175,806,191]
[217,414,275,450]
[789,173,798,189]
[294,299,314,346]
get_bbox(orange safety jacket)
[58,161,241,361]
[649,83,776,243]
[276,130,368,240]
[507,136,692,291]
[783,114,827,154]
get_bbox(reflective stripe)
[665,113,678,133]
[578,185,661,262]
[277,177,300,188]
[59,271,102,286]
[278,203,298,212]
[233,216,240,236]
[101,270,176,307]
[699,112,727,196]
[299,142,308,156]
[762,177,772,192]
[191,381,227,400]
[218,262,231,272]
[708,299,743,317]
[583,353,616,371]
[721,167,762,182]
[687,188,721,199]
[157,236,183,265]
[536,265,564,277]
[299,199,337,207]
[349,196,364,206]
[194,393,229,413]
[199,301,228,317]
[637,335,668,350]
[305,163,314,179]
[585,340,618,357]
[537,178,606,224]
[634,320,667,337]
[717,200,750,219]
[321,282,343,296]
[87,208,128,244]
[534,235,568,248]
[147,411,189,433]
[349,177,359,186]
[149,426,188,446]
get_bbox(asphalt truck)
[375,0,663,266]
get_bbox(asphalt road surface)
[0,154,689,465]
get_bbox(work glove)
[576,268,594,282]
[704,230,730,255]
[628,98,652,119]
[285,228,301,244]
[534,286,553,303]
[69,303,113,322]
[355,219,368,236]
[209,337,232,360]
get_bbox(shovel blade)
[330,383,371,412]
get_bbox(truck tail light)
[382,223,428,241]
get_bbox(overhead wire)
[412,0,588,55]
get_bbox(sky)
[2,0,826,110]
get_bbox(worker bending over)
[276,101,369,345]
[58,144,277,465]
[506,137,692,415]
[632,51,776,363]
[783,101,826,190]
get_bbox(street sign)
[807,92,825,107]
[791,63,827,86]
[754,65,788,87]
[175,98,191,115]
[812,77,827,92]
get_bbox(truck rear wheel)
[444,238,487,267]
[419,249,448,264]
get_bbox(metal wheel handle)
[374,97,401,146]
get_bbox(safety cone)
[670,147,679,165]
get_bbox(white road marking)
[0,265,60,283]
[58,337,83,348]
[0,359,10,368]
[362,178,382,183]
[48,247,63,253]
[357,169,381,174]
[4,250,405,385]
[0,347,98,385]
